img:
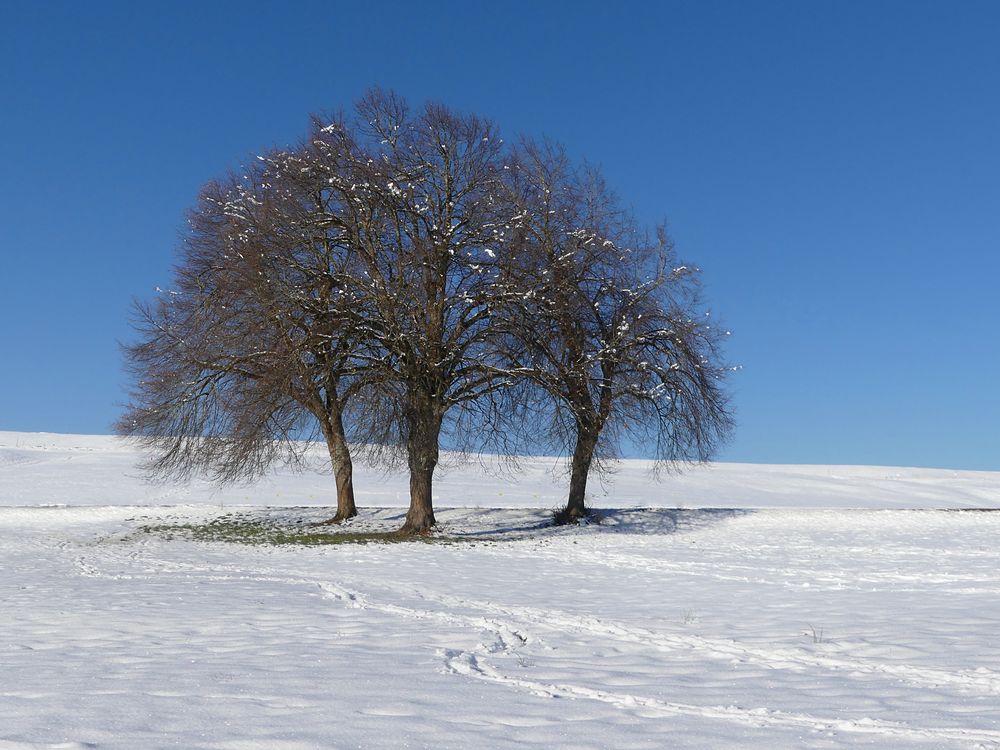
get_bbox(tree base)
[313,508,358,526]
[391,525,433,538]
[553,505,597,526]
[396,507,436,536]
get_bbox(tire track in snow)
[362,582,1000,697]
[73,543,1000,698]
[310,576,1000,746]
[315,579,530,655]
[70,541,1000,746]
[441,649,1000,747]
[72,546,531,659]
[310,571,1000,746]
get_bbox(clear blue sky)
[1,1,997,470]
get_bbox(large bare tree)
[305,91,519,534]
[499,141,734,522]
[118,147,369,522]
[121,92,732,533]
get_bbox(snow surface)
[2,431,998,510]
[2,432,1000,749]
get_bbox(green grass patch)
[138,514,474,546]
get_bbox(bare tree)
[305,91,519,533]
[499,140,734,522]
[118,147,369,523]
[120,92,731,533]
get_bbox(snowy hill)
[4,431,1000,748]
[1,431,997,509]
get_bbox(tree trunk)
[402,460,436,534]
[398,395,442,535]
[559,430,596,524]
[320,410,357,524]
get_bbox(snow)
[2,431,997,511]
[2,432,1000,749]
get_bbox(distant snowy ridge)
[0,431,997,509]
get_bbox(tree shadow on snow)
[589,507,754,536]
[450,507,754,540]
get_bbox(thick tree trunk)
[398,395,442,535]
[329,441,357,523]
[320,410,357,524]
[402,461,436,534]
[559,430,596,524]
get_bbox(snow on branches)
[119,89,733,532]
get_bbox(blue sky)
[1,1,997,470]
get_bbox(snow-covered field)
[3,433,1000,749]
